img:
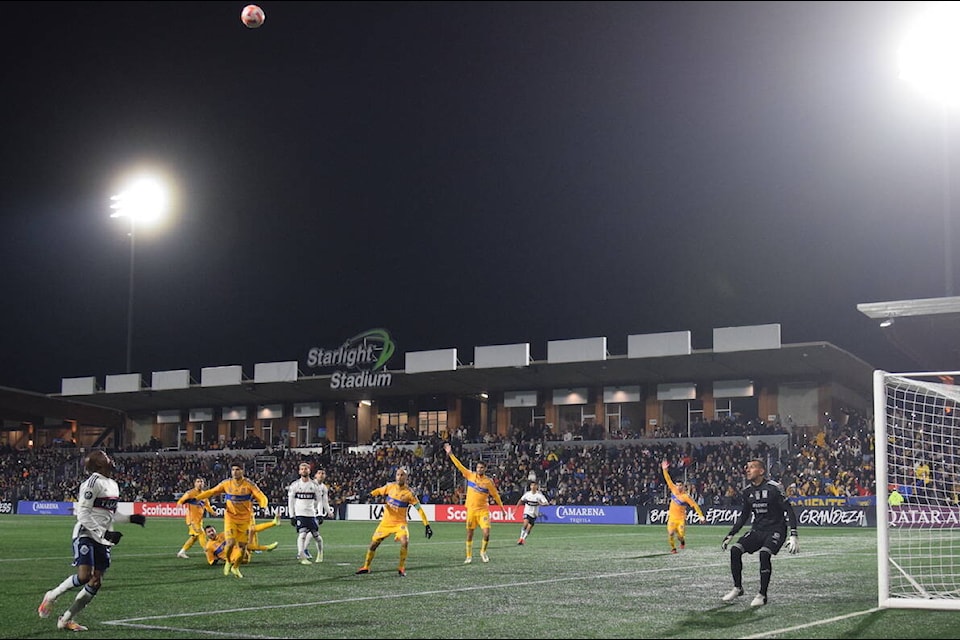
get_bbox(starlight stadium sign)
[306,328,396,390]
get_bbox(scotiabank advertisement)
[433,504,523,523]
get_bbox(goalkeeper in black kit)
[720,459,798,607]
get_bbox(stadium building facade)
[1,324,874,450]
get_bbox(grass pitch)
[3,515,960,639]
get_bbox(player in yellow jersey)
[196,461,269,578]
[355,467,433,577]
[202,517,279,566]
[176,477,216,559]
[444,442,504,563]
[661,460,706,553]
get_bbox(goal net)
[875,369,960,610]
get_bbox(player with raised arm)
[720,459,799,606]
[37,450,146,631]
[517,480,549,545]
[176,477,215,558]
[444,442,504,563]
[661,460,706,553]
[355,466,433,577]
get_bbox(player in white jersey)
[314,468,334,521]
[37,450,146,632]
[516,481,550,545]
[288,463,333,564]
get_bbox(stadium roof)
[857,296,960,372]
[0,386,124,428]
[45,341,875,415]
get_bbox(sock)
[49,575,82,601]
[759,550,772,596]
[731,547,744,589]
[363,549,376,568]
[669,536,676,551]
[315,534,323,557]
[465,541,472,558]
[398,546,408,570]
[183,534,197,551]
[297,531,308,557]
[480,539,488,554]
[64,584,97,620]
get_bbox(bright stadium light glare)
[110,177,168,226]
[898,3,960,106]
[110,170,175,373]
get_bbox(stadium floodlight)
[110,174,171,373]
[875,369,960,610]
[898,3,960,296]
[898,3,960,107]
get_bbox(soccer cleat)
[463,557,472,564]
[751,593,768,607]
[38,592,55,618]
[517,538,524,545]
[271,513,280,526]
[398,569,406,577]
[57,616,88,632]
[355,567,370,575]
[223,561,232,576]
[230,564,244,579]
[680,542,686,550]
[722,587,744,602]
[315,550,323,563]
[177,550,189,559]
[670,548,678,554]
[263,542,278,552]
[480,552,489,563]
[299,558,312,566]
[303,549,312,560]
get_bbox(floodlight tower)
[110,176,169,373]
[898,2,960,296]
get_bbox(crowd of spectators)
[0,414,880,512]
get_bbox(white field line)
[103,561,732,637]
[738,606,883,639]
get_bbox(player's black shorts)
[294,516,319,533]
[736,528,786,555]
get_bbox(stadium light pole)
[110,176,169,373]
[898,2,960,296]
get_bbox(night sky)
[1,2,955,393]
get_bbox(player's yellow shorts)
[371,521,409,543]
[466,509,491,531]
[667,517,686,537]
[224,516,253,545]
[187,521,205,538]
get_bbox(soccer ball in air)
[241,5,265,29]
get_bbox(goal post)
[875,369,960,610]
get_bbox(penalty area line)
[738,606,881,639]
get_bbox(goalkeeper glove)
[721,535,733,551]
[129,514,146,526]
[786,530,799,554]
[425,525,433,539]
[104,530,123,545]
